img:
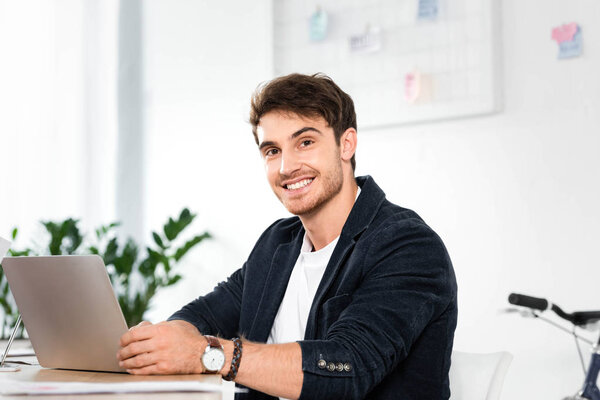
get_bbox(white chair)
[449,351,513,400]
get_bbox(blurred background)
[1,0,599,397]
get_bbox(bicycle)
[508,293,600,400]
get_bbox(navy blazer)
[170,176,457,399]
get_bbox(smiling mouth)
[284,178,314,190]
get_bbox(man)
[117,73,457,399]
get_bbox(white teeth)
[286,178,313,190]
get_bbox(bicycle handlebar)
[508,292,600,327]
[508,293,549,311]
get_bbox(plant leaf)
[173,232,211,261]
[152,232,166,249]
[42,218,82,255]
[138,257,158,277]
[147,247,163,263]
[42,221,62,255]
[175,208,195,235]
[103,237,119,266]
[163,218,177,241]
[167,274,182,286]
[64,219,83,254]
[163,208,196,241]
[114,239,138,277]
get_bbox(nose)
[279,151,301,176]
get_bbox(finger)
[126,364,159,375]
[119,352,156,370]
[117,338,155,361]
[134,321,152,329]
[120,325,156,347]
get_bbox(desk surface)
[0,363,222,400]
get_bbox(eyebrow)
[291,126,322,139]
[258,127,323,151]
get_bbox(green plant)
[0,208,210,338]
[0,228,31,339]
[91,209,211,326]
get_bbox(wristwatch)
[201,335,226,373]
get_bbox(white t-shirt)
[267,233,339,345]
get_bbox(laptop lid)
[2,255,128,373]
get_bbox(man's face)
[256,111,344,217]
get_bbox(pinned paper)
[551,23,583,59]
[309,7,328,42]
[349,26,382,54]
[418,0,439,20]
[405,71,421,103]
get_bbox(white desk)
[0,360,222,400]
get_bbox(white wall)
[139,0,600,398]
[0,0,117,246]
[142,0,278,319]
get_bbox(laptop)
[1,254,128,373]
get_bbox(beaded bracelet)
[223,337,243,381]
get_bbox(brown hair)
[250,73,357,170]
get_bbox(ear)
[339,128,357,163]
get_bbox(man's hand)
[117,320,303,398]
[117,320,206,375]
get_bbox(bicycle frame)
[576,348,600,400]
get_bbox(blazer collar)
[342,175,387,240]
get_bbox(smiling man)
[117,73,458,400]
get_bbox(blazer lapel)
[248,232,303,342]
[304,233,356,339]
[304,175,387,340]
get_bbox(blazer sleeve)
[298,217,456,400]
[167,218,289,338]
[168,263,245,339]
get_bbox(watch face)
[202,348,225,372]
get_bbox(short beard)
[278,160,344,217]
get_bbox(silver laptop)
[1,255,128,373]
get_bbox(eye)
[265,148,279,157]
[300,139,313,147]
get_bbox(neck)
[299,174,358,251]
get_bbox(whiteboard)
[273,0,502,129]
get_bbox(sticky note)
[405,71,421,103]
[349,26,382,53]
[309,8,328,42]
[551,23,583,59]
[418,0,439,20]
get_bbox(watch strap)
[204,335,221,349]
[202,335,225,373]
